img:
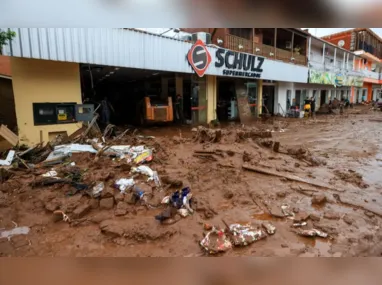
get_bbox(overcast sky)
[139,28,382,38]
[303,28,382,37]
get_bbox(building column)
[206,75,217,123]
[175,74,183,120]
[257,79,263,116]
[161,77,169,100]
[367,83,373,101]
[350,86,356,103]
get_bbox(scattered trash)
[295,228,328,238]
[170,187,193,214]
[70,162,76,166]
[152,171,161,187]
[178,208,190,217]
[203,223,213,231]
[200,228,232,254]
[0,150,15,166]
[131,165,155,182]
[293,222,308,227]
[155,207,178,222]
[115,178,135,192]
[137,135,156,139]
[53,210,71,223]
[131,185,146,204]
[134,149,153,164]
[262,222,276,235]
[229,224,267,246]
[90,182,104,198]
[0,226,30,240]
[281,204,294,217]
[41,170,58,177]
[161,196,170,204]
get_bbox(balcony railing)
[225,34,307,66]
[309,60,365,77]
[362,69,380,80]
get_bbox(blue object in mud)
[170,187,192,209]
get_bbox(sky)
[138,28,382,39]
[304,28,382,37]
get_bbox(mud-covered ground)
[1,107,382,257]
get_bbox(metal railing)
[225,34,307,66]
[309,60,364,77]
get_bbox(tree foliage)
[0,30,16,55]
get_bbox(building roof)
[321,28,382,44]
[0,55,11,77]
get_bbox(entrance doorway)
[320,90,327,105]
[262,85,275,115]
[216,79,237,122]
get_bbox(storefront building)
[1,28,381,145]
[2,28,309,145]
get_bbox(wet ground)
[1,106,382,257]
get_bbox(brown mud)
[1,106,382,257]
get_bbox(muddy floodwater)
[1,108,382,257]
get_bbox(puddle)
[252,212,274,221]
[297,236,332,257]
[358,148,382,185]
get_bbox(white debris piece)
[42,170,58,177]
[115,178,135,192]
[131,166,155,181]
[0,150,15,166]
[0,226,30,240]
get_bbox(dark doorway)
[295,90,301,109]
[217,79,237,122]
[262,85,275,115]
[320,90,326,105]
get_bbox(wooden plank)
[0,125,18,152]
[242,164,343,191]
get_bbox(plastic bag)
[91,182,104,198]
[115,178,135,192]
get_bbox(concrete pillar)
[161,77,168,100]
[367,83,373,101]
[175,75,183,98]
[350,86,355,103]
[257,79,263,116]
[175,74,183,120]
[206,75,217,123]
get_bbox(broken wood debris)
[242,164,342,191]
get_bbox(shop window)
[33,103,76,126]
[246,82,257,116]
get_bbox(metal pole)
[334,48,337,69]
[274,28,277,59]
[322,43,326,71]
[291,32,294,59]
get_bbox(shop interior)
[216,78,237,122]
[216,78,259,122]
[80,64,207,127]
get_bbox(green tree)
[0,29,16,55]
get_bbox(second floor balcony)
[224,28,308,67]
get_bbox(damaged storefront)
[4,28,308,146]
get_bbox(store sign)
[187,39,212,77]
[309,70,363,87]
[215,49,264,78]
[335,73,344,87]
